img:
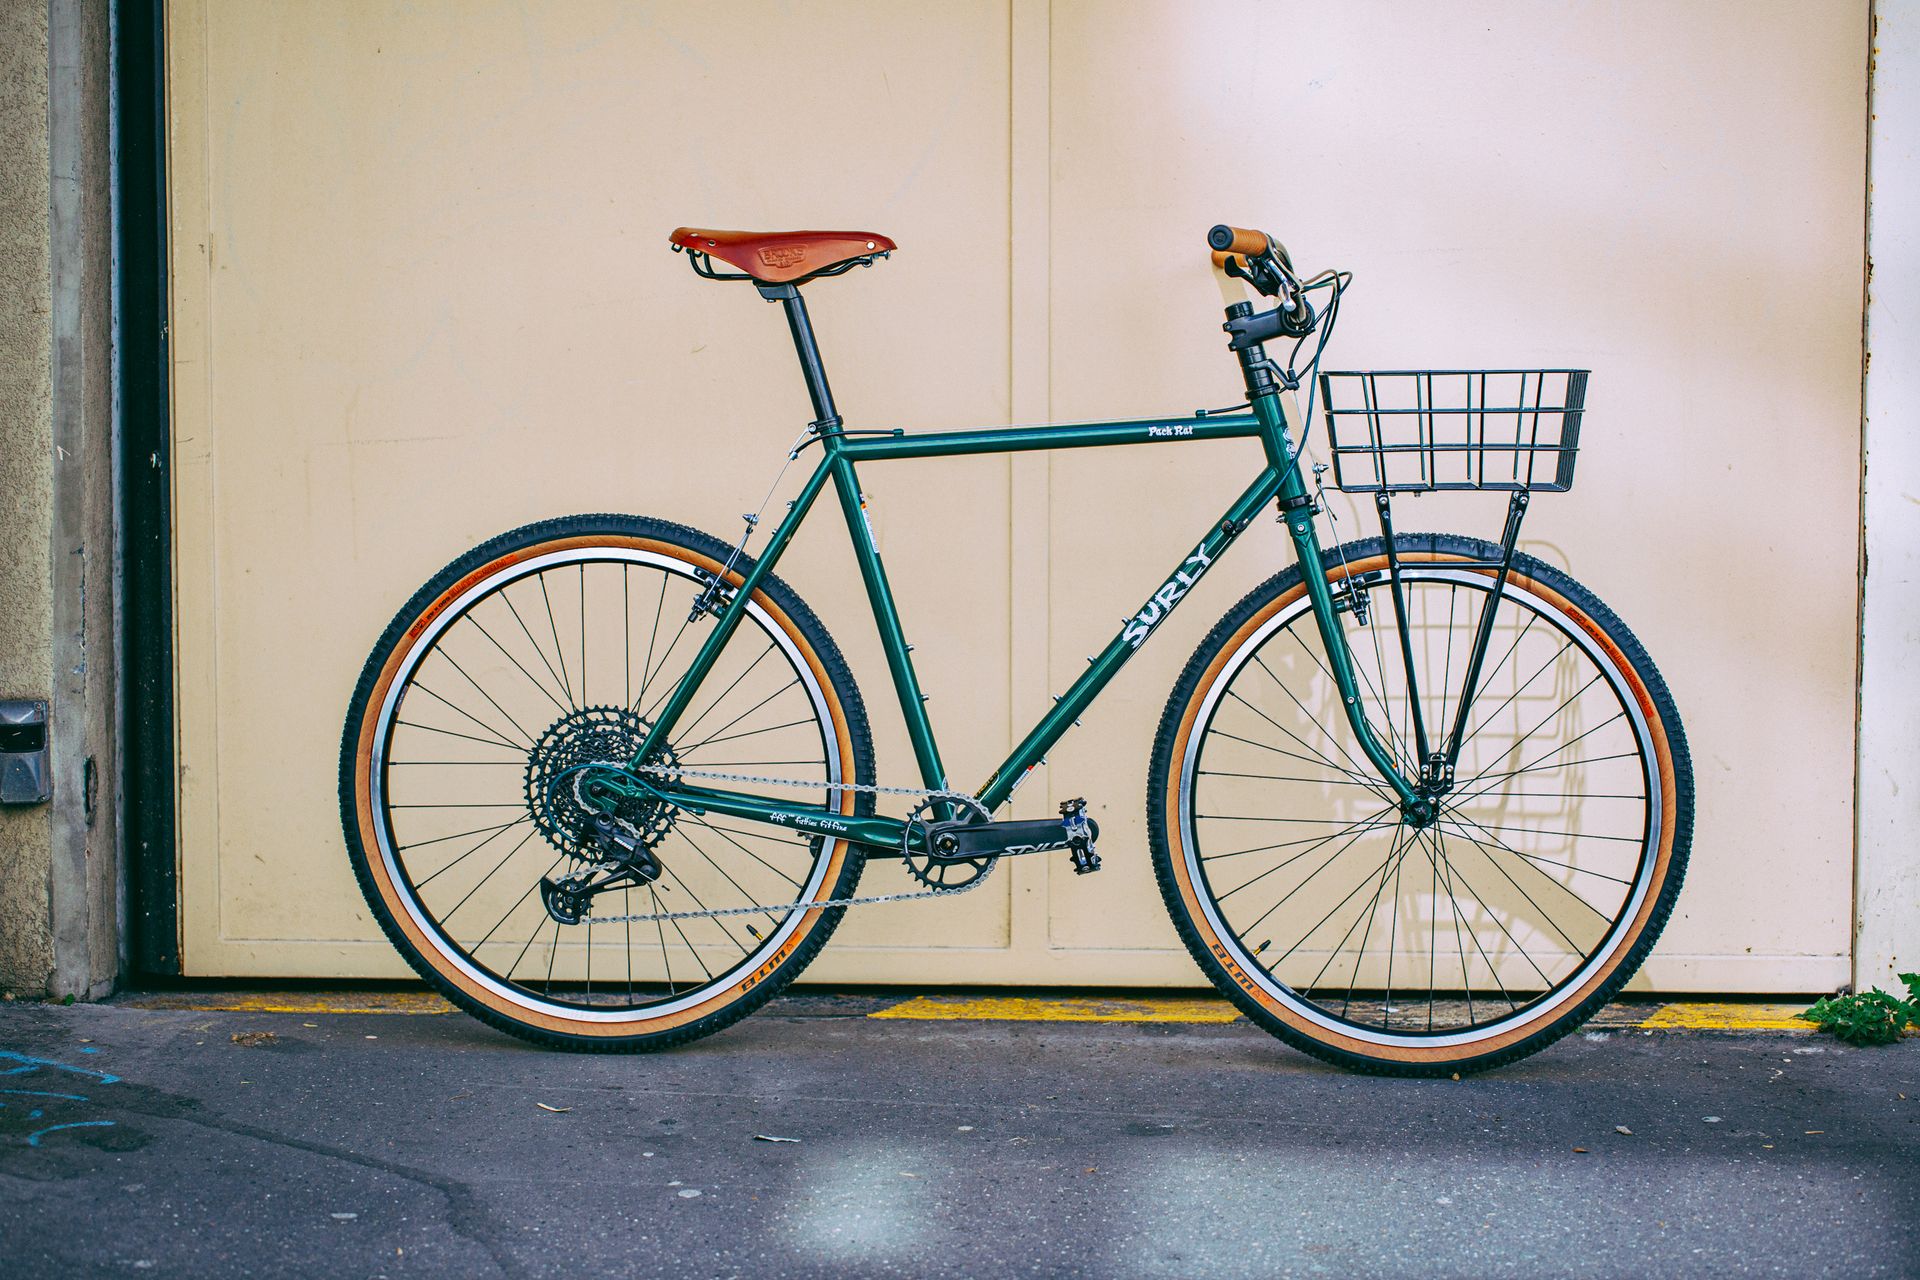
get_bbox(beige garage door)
[167,0,1865,990]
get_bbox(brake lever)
[1224,251,1307,316]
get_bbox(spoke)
[624,566,632,707]
[1436,818,1633,885]
[1451,625,1561,756]
[1228,816,1400,939]
[653,859,758,955]
[434,649,541,747]
[701,821,819,851]
[1425,834,1555,987]
[1435,816,1620,923]
[675,679,803,755]
[1448,819,1585,960]
[1281,626,1411,777]
[436,829,542,924]
[1198,812,1399,865]
[1254,646,1398,798]
[1226,689,1395,806]
[678,811,806,888]
[404,682,529,750]
[415,819,531,889]
[1423,826,1517,1017]
[499,589,575,713]
[684,718,819,752]
[1380,832,1409,1028]
[1448,749,1642,792]
[388,760,526,767]
[1262,826,1408,975]
[470,851,565,950]
[1450,705,1623,808]
[543,915,560,995]
[537,572,573,705]
[579,564,587,707]
[677,824,801,911]
[466,611,570,718]
[1209,729,1389,791]
[675,643,777,742]
[1198,768,1383,787]
[658,898,716,983]
[1209,807,1398,890]
[1446,817,1642,846]
[638,574,668,706]
[1339,825,1413,1018]
[393,718,524,754]
[650,884,677,993]
[635,612,696,715]
[397,816,531,852]
[1427,826,1439,1029]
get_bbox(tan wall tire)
[338,514,875,1052]
[1147,534,1693,1076]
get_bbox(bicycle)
[339,223,1693,1075]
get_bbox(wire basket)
[1316,369,1588,493]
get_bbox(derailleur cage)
[538,813,665,924]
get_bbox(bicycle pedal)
[1060,797,1101,875]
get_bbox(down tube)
[977,466,1287,811]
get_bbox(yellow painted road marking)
[870,995,1241,1023]
[124,992,454,1016]
[1638,1002,1813,1031]
[113,992,1822,1031]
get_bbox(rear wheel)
[340,514,874,1051]
[1149,534,1692,1075]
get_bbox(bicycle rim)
[1165,552,1681,1061]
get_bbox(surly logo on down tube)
[1123,544,1214,648]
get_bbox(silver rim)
[367,545,844,1025]
[1177,566,1661,1050]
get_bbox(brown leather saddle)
[669,227,896,285]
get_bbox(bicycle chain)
[579,763,999,925]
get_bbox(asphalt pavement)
[0,991,1915,1279]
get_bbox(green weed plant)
[1800,972,1920,1046]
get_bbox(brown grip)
[1207,224,1271,257]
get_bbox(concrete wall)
[0,0,119,999]
[0,0,57,992]
[1857,1,1920,994]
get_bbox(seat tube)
[826,442,950,792]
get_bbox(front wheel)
[340,514,875,1051]
[1149,534,1692,1075]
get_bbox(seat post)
[757,282,841,433]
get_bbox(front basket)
[1316,369,1588,493]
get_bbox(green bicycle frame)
[613,288,1419,851]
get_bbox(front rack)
[1317,369,1588,493]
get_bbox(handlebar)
[1207,224,1271,257]
[1208,223,1315,338]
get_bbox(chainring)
[524,705,677,861]
[900,793,996,890]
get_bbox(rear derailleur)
[540,813,664,925]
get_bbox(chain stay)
[582,762,995,924]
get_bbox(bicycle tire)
[1149,533,1692,1075]
[339,513,875,1052]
